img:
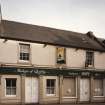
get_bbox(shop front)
[25,77,39,103]
[0,67,41,104]
[80,78,90,102]
[0,67,105,104]
[79,71,91,103]
[91,72,105,102]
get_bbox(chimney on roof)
[103,40,105,45]
[86,31,96,40]
[87,31,94,36]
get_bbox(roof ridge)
[86,31,105,49]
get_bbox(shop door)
[80,78,90,102]
[25,77,38,103]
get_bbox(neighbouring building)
[0,20,105,104]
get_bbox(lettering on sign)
[68,72,78,76]
[94,73,104,77]
[81,72,90,77]
[17,69,46,75]
[94,73,100,76]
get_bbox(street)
[1,102,105,105]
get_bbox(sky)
[0,0,105,38]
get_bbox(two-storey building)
[0,20,105,104]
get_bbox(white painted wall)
[0,39,105,69]
[31,44,56,66]
[0,39,18,64]
[66,48,86,68]
[0,39,56,66]
[94,52,105,69]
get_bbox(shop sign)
[93,72,105,78]
[68,72,78,76]
[0,67,80,76]
[17,69,46,75]
[2,67,101,77]
[80,71,90,77]
[56,47,66,64]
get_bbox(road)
[1,103,105,105]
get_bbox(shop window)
[46,79,56,96]
[19,43,30,61]
[63,77,76,97]
[56,47,66,64]
[94,78,103,96]
[6,78,16,96]
[85,51,94,67]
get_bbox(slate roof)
[0,20,105,52]
[98,38,105,46]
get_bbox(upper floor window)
[56,47,66,64]
[19,44,30,61]
[85,51,94,67]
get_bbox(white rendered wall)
[94,52,105,69]
[66,48,86,68]
[0,39,105,69]
[31,44,56,66]
[0,39,18,64]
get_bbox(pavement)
[1,102,105,105]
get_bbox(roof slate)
[0,20,105,51]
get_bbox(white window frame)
[19,43,30,62]
[93,78,104,97]
[85,51,94,67]
[46,79,56,96]
[5,78,17,97]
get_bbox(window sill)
[93,96,105,98]
[63,97,77,99]
[46,94,56,96]
[18,60,31,64]
[5,95,16,97]
[85,66,94,69]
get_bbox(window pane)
[86,51,94,66]
[6,87,11,95]
[12,79,16,87]
[47,79,50,87]
[6,79,16,95]
[51,80,54,87]
[94,79,103,96]
[19,44,30,61]
[20,44,30,53]
[50,87,55,94]
[11,87,16,95]
[6,79,11,87]
[46,79,56,95]
[46,88,50,94]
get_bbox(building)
[0,20,105,104]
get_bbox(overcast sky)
[1,0,105,38]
